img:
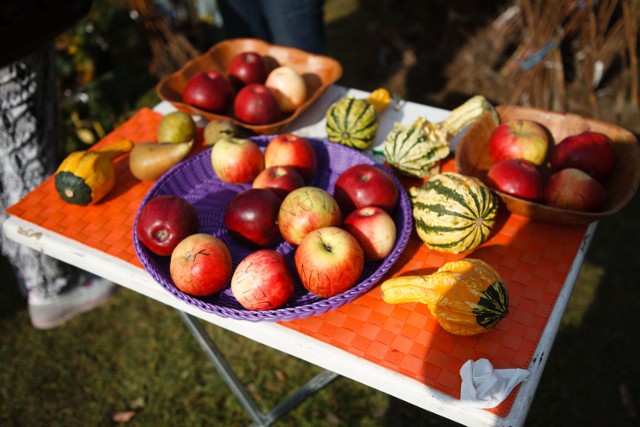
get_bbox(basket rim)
[133,135,413,321]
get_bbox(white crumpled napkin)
[459,359,530,408]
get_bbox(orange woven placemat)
[7,108,587,418]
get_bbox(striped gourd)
[325,96,378,150]
[410,172,498,254]
[383,95,498,178]
[383,117,450,178]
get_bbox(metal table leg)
[177,310,339,427]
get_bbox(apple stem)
[153,229,168,242]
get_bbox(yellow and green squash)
[410,172,498,254]
[383,117,451,178]
[383,95,498,178]
[381,258,509,336]
[54,139,133,206]
[325,89,391,150]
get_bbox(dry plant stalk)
[576,0,628,116]
[445,0,637,119]
[499,0,572,110]
[621,0,639,109]
[444,3,522,100]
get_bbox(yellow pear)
[156,111,196,143]
[129,140,193,181]
[203,119,236,146]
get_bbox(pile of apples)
[136,133,401,312]
[485,119,616,212]
[182,51,307,125]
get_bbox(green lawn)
[1,1,639,426]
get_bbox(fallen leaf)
[112,410,137,423]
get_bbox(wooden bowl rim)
[156,38,343,135]
[455,104,640,225]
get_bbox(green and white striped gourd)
[383,95,499,178]
[410,172,498,254]
[383,117,450,178]
[325,96,378,150]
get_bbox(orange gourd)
[381,258,509,336]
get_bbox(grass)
[2,1,639,426]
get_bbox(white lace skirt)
[0,44,79,298]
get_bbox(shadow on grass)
[526,189,640,426]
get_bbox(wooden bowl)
[455,105,640,225]
[156,38,343,135]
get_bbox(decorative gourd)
[54,139,134,206]
[383,95,499,178]
[381,258,509,336]
[325,95,379,150]
[366,88,392,114]
[383,117,450,178]
[410,172,498,254]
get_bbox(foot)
[28,274,117,329]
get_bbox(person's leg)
[217,0,272,42]
[259,0,326,54]
[0,44,115,329]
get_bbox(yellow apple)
[265,66,307,113]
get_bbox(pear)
[157,111,196,143]
[129,140,193,181]
[203,119,236,146]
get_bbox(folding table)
[2,85,595,426]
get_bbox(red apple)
[224,188,282,247]
[549,131,615,179]
[333,164,399,214]
[211,137,264,183]
[278,186,342,245]
[170,233,232,297]
[265,66,307,113]
[182,71,233,114]
[486,158,543,201]
[343,206,396,261]
[231,249,295,310]
[227,51,268,89]
[544,168,606,212]
[295,226,364,298]
[136,195,199,256]
[264,133,317,180]
[234,83,282,125]
[252,165,305,200]
[488,119,551,166]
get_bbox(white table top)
[2,85,596,427]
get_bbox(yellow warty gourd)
[54,139,133,206]
[381,259,509,336]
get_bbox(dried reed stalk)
[621,0,639,109]
[445,0,637,119]
[444,3,522,100]
[499,0,572,110]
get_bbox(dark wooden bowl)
[455,105,640,225]
[156,38,343,135]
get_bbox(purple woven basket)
[133,135,413,322]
